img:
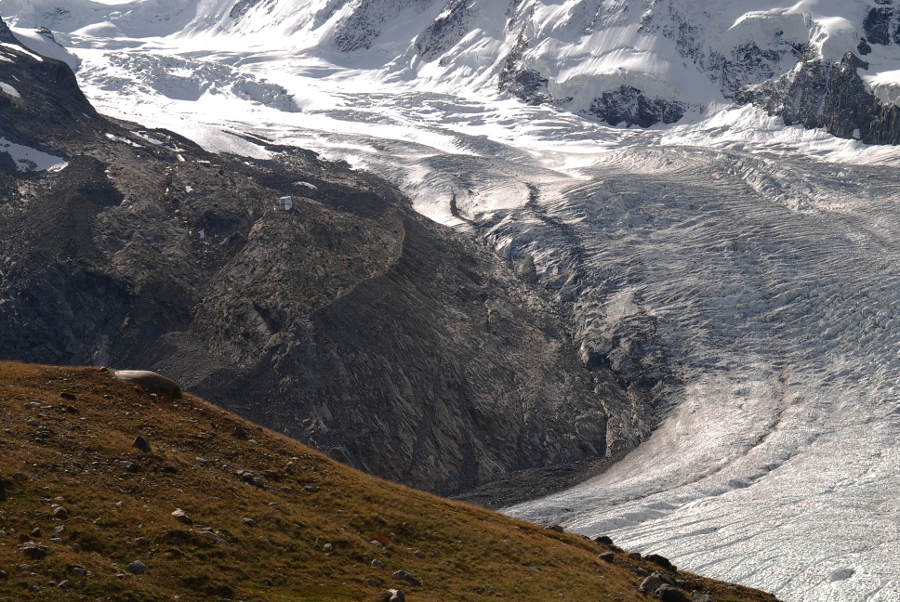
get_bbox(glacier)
[2,0,900,600]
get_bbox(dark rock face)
[333,0,434,52]
[864,6,893,46]
[589,86,687,128]
[736,51,900,145]
[0,14,18,44]
[415,0,477,61]
[0,42,619,496]
[498,34,551,105]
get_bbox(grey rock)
[57,579,71,589]
[232,425,247,439]
[133,435,152,453]
[241,517,258,528]
[628,552,642,560]
[656,584,691,602]
[0,570,6,579]
[640,575,664,593]
[27,419,40,427]
[692,593,714,602]
[370,540,383,548]
[645,553,676,572]
[52,506,69,520]
[598,551,615,563]
[171,509,192,525]
[135,537,151,546]
[197,529,231,545]
[589,85,688,127]
[113,370,181,398]
[125,560,147,575]
[18,542,48,560]
[828,568,854,582]
[19,564,35,572]
[115,460,138,473]
[594,535,614,545]
[11,472,28,482]
[393,570,420,586]
[544,524,564,533]
[655,570,675,586]
[414,550,425,558]
[372,559,385,568]
[67,565,86,577]
[382,589,405,602]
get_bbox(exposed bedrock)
[0,40,660,497]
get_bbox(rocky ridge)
[0,24,645,496]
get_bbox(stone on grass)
[241,517,258,528]
[645,553,676,572]
[52,506,68,520]
[11,472,29,482]
[171,509,192,525]
[382,589,405,602]
[393,570,420,586]
[370,539,383,548]
[414,550,425,558]
[65,567,86,579]
[655,584,690,602]
[135,537,151,546]
[372,559,385,568]
[0,570,6,580]
[57,579,71,589]
[628,552,642,560]
[113,370,182,397]
[594,535,614,545]
[640,575,665,593]
[19,542,48,560]
[545,524,564,533]
[232,425,246,439]
[125,560,148,575]
[692,593,714,602]
[598,551,615,563]
[133,435,152,453]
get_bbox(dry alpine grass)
[0,361,780,602]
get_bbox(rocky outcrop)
[589,85,687,128]
[497,33,551,106]
[736,51,900,145]
[0,40,627,496]
[414,0,477,61]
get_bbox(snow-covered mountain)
[4,1,900,602]
[7,0,900,140]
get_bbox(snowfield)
[3,0,900,600]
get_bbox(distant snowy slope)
[8,0,900,141]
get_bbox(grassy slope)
[0,362,778,602]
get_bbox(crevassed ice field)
[3,1,900,600]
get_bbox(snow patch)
[0,137,67,172]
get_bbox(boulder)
[393,570,420,586]
[598,551,615,563]
[52,507,68,520]
[382,589,405,602]
[113,370,182,397]
[171,509,192,525]
[639,574,665,593]
[125,560,148,575]
[656,584,691,602]
[133,435,152,453]
[645,553,676,572]
[19,542,48,560]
